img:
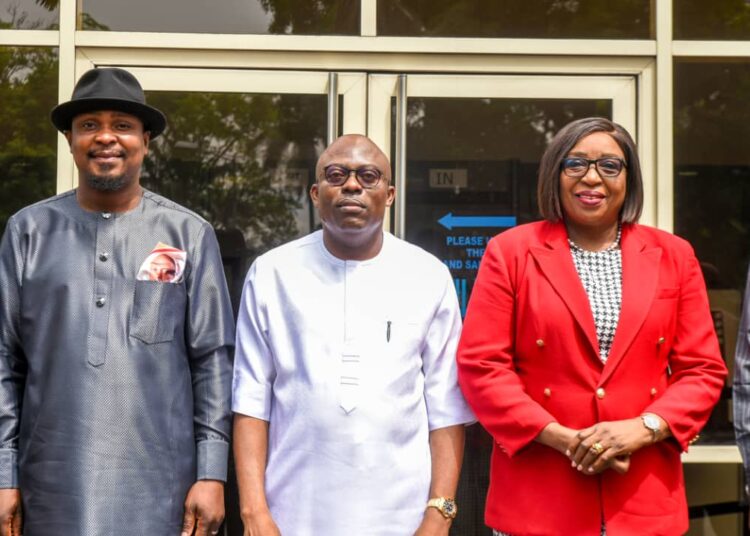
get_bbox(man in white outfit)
[232,134,474,536]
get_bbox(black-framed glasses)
[561,157,627,179]
[322,165,384,189]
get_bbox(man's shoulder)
[141,190,210,229]
[8,190,77,228]
[385,233,450,278]
[253,231,322,269]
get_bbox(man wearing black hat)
[0,68,234,535]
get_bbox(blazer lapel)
[529,222,599,359]
[600,225,662,383]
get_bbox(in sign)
[429,169,468,189]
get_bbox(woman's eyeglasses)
[322,165,384,189]
[561,157,627,179]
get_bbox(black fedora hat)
[50,67,167,138]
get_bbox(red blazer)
[457,221,727,536]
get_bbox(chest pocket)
[385,319,422,349]
[129,281,185,344]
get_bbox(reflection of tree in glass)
[141,92,325,253]
[258,0,358,34]
[379,0,650,39]
[675,0,750,40]
[31,0,109,30]
[406,97,610,163]
[674,61,750,290]
[76,0,356,34]
[0,0,59,29]
[0,46,57,233]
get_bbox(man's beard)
[85,173,129,192]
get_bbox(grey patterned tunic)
[493,230,622,536]
[0,190,234,535]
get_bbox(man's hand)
[0,489,21,536]
[414,507,451,536]
[241,508,281,536]
[181,480,224,536]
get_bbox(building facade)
[0,0,745,534]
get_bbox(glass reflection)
[399,97,611,535]
[378,0,651,39]
[141,91,326,311]
[0,0,58,29]
[674,59,749,447]
[0,46,58,235]
[402,97,611,314]
[675,0,750,40]
[79,0,358,34]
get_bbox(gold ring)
[590,442,604,455]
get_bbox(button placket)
[339,262,362,414]
[88,214,116,366]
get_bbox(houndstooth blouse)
[568,226,623,363]
[492,228,622,536]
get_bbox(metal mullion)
[327,72,339,145]
[394,74,407,239]
[655,0,673,231]
[56,0,77,193]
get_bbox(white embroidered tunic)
[232,230,474,536]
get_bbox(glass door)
[370,73,637,315]
[369,73,637,535]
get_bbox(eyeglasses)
[322,165,384,189]
[561,157,627,179]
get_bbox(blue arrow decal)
[438,212,517,230]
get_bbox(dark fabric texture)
[0,189,234,535]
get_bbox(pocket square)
[136,242,187,283]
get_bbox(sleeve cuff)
[0,449,18,488]
[196,439,229,482]
[427,398,477,431]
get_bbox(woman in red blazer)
[457,117,727,535]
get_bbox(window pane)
[378,0,652,39]
[0,46,58,235]
[141,91,326,311]
[675,1,750,40]
[0,0,58,29]
[674,59,746,445]
[80,0,359,34]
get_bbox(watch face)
[643,415,659,430]
[442,499,457,517]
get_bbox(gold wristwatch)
[426,497,458,519]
